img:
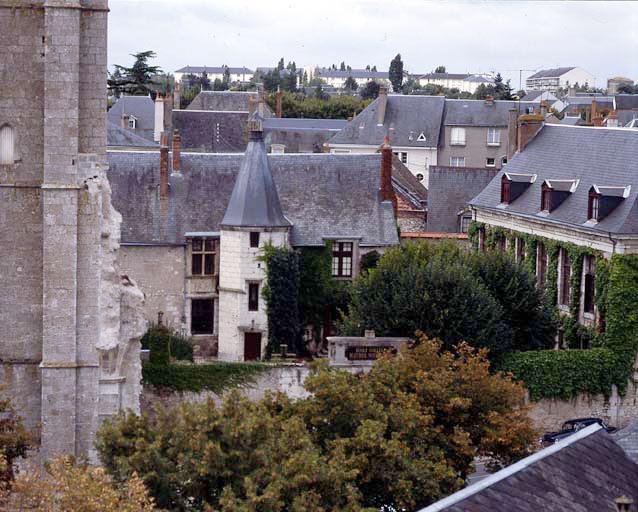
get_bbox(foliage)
[359,80,380,100]
[359,250,380,273]
[435,65,446,73]
[142,361,270,393]
[141,325,193,365]
[499,348,626,400]
[97,335,535,511]
[343,76,358,92]
[265,92,370,119]
[108,50,162,96]
[341,242,555,358]
[5,457,154,512]
[388,53,404,93]
[0,394,32,483]
[261,245,302,355]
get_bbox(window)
[191,238,216,276]
[541,187,551,212]
[516,238,526,263]
[450,127,466,145]
[583,256,596,314]
[486,157,496,167]
[588,192,600,221]
[537,243,547,285]
[191,299,214,334]
[248,282,259,311]
[332,241,353,277]
[559,250,572,306]
[250,231,260,248]
[128,117,136,129]
[0,124,14,165]
[501,156,508,166]
[487,127,500,146]
[501,176,510,203]
[459,215,472,233]
[393,151,408,164]
[416,173,424,182]
[450,156,465,167]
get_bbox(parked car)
[541,417,617,446]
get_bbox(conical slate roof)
[221,121,291,228]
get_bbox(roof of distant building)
[417,72,494,83]
[107,122,159,148]
[329,95,445,148]
[527,67,577,79]
[175,66,253,75]
[419,424,638,512]
[316,68,389,79]
[107,95,155,140]
[173,110,249,152]
[520,90,558,102]
[470,124,638,235]
[263,118,347,131]
[564,96,614,110]
[185,90,273,115]
[615,94,638,110]
[443,99,537,127]
[107,151,399,247]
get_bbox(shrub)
[140,325,193,365]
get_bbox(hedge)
[141,325,193,365]
[499,348,627,400]
[142,361,271,393]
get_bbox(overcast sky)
[108,0,638,90]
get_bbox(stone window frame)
[188,237,217,277]
[247,282,260,312]
[332,241,354,278]
[191,297,215,335]
[0,123,17,165]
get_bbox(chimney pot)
[377,86,388,126]
[160,132,169,199]
[379,137,397,216]
[517,114,544,153]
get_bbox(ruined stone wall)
[118,245,186,329]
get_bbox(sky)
[108,0,638,90]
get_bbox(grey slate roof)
[470,124,638,235]
[316,68,389,79]
[564,96,614,110]
[527,67,575,79]
[419,424,638,512]
[107,122,158,148]
[107,151,398,247]
[614,422,638,464]
[329,95,445,148]
[186,91,273,115]
[615,94,638,110]
[107,96,155,141]
[263,118,347,131]
[221,130,290,228]
[263,118,348,154]
[443,99,537,127]
[175,66,253,75]
[172,110,249,152]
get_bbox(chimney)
[379,136,397,216]
[160,132,169,199]
[377,86,388,126]
[607,110,619,128]
[590,99,598,124]
[173,82,181,111]
[484,95,494,106]
[507,108,518,161]
[154,94,165,142]
[121,113,129,129]
[517,114,544,153]
[172,129,181,173]
[276,88,283,118]
[248,94,257,115]
[540,100,549,117]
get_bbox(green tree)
[435,65,446,73]
[340,61,346,71]
[96,335,536,511]
[343,76,358,92]
[388,53,404,93]
[493,72,514,100]
[277,57,285,71]
[108,50,162,96]
[359,80,380,100]
[0,394,32,483]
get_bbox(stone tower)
[218,114,292,361]
[0,0,144,461]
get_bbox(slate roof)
[419,424,638,512]
[329,95,445,148]
[107,122,158,148]
[615,95,638,110]
[172,110,249,152]
[107,151,399,247]
[443,99,537,127]
[564,96,614,110]
[186,91,273,116]
[175,66,253,75]
[221,129,290,228]
[614,422,638,464]
[263,118,347,131]
[419,72,472,80]
[470,124,638,235]
[521,90,558,102]
[107,96,155,141]
[527,67,576,79]
[316,68,389,79]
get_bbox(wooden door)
[244,333,262,361]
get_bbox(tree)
[340,61,346,71]
[371,65,377,72]
[277,57,285,71]
[388,53,404,93]
[314,84,329,100]
[108,50,162,96]
[343,76,358,92]
[340,242,556,357]
[617,83,638,94]
[435,65,446,73]
[96,336,536,511]
[359,80,380,100]
[493,72,514,100]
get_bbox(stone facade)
[0,0,144,461]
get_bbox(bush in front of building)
[140,325,193,365]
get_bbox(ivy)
[141,325,193,365]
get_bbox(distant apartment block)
[415,72,494,94]
[525,67,595,92]
[174,66,254,84]
[312,68,389,88]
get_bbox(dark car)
[541,417,617,446]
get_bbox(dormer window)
[540,179,578,213]
[128,116,137,129]
[0,124,15,165]
[501,172,536,205]
[587,184,630,222]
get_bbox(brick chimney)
[607,110,619,127]
[172,129,181,173]
[517,114,544,153]
[275,88,283,118]
[377,86,388,126]
[380,136,397,216]
[507,108,518,161]
[160,132,169,199]
[484,95,494,105]
[590,98,598,124]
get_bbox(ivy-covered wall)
[470,221,638,399]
